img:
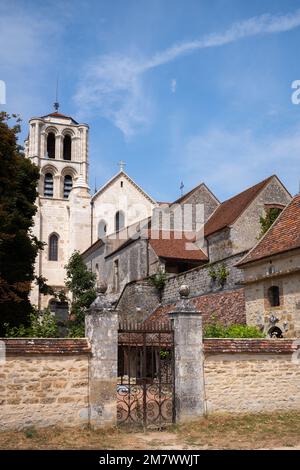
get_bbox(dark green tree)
[65,251,96,336]
[258,207,282,238]
[0,112,40,334]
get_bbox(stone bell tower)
[25,106,91,310]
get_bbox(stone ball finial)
[97,279,108,295]
[179,284,190,298]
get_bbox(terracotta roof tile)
[238,194,300,265]
[1,338,91,355]
[204,176,274,237]
[149,230,208,261]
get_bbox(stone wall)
[242,249,300,338]
[117,279,160,323]
[0,339,90,431]
[204,339,300,413]
[161,252,246,304]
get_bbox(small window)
[98,220,107,238]
[44,173,54,197]
[115,210,125,232]
[49,233,58,261]
[268,286,280,307]
[63,135,72,160]
[47,132,56,158]
[120,181,123,188]
[114,259,119,291]
[63,175,73,198]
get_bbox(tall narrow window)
[49,234,58,261]
[268,286,280,307]
[114,259,119,291]
[115,210,125,232]
[63,175,73,198]
[63,135,71,160]
[44,173,53,197]
[98,220,107,238]
[47,132,55,158]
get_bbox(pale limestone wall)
[204,353,300,413]
[27,113,91,310]
[208,177,291,263]
[230,177,291,256]
[243,250,300,337]
[92,173,155,242]
[0,355,89,430]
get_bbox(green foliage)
[208,266,217,281]
[24,427,38,439]
[204,319,265,338]
[159,349,171,360]
[259,208,282,238]
[4,307,59,338]
[208,263,229,287]
[67,322,85,338]
[65,251,96,333]
[150,268,167,291]
[216,263,229,287]
[0,112,40,334]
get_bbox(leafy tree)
[65,251,96,336]
[258,208,282,238]
[0,112,40,334]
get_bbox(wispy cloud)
[75,9,300,137]
[178,126,300,198]
[170,78,177,93]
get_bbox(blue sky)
[1,0,300,202]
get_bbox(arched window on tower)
[44,173,54,197]
[115,210,125,233]
[47,132,56,158]
[63,175,73,198]
[98,220,107,239]
[63,135,72,160]
[49,233,58,261]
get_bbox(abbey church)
[26,108,300,338]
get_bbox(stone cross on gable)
[118,160,126,172]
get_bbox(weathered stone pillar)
[85,284,118,429]
[169,285,205,422]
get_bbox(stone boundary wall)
[0,339,91,431]
[161,251,246,304]
[1,338,300,430]
[204,338,300,414]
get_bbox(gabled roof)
[237,194,300,266]
[92,170,156,205]
[204,176,276,237]
[173,182,220,205]
[149,230,208,262]
[105,229,207,262]
[40,112,79,125]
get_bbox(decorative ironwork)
[117,321,175,429]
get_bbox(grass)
[0,411,300,450]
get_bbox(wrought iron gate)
[117,321,175,428]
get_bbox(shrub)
[4,307,59,338]
[150,268,167,291]
[204,321,265,338]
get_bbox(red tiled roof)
[204,338,298,354]
[1,338,91,355]
[204,176,274,237]
[238,194,300,266]
[149,231,208,261]
[145,288,245,326]
[41,112,79,124]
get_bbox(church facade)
[25,111,156,310]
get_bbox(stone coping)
[0,338,91,355]
[204,338,299,354]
